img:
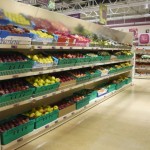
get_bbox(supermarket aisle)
[18,79,150,150]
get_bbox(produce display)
[30,30,53,39]
[27,54,53,64]
[0,24,30,34]
[70,70,87,78]
[0,116,29,133]
[0,52,27,63]
[115,51,133,58]
[57,99,75,110]
[26,75,60,87]
[3,11,30,26]
[135,48,150,77]
[0,79,29,95]
[24,105,58,118]
[54,72,74,83]
[0,3,133,148]
[141,55,150,59]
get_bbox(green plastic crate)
[0,68,31,76]
[107,84,116,93]
[125,78,132,84]
[109,68,116,74]
[34,82,60,97]
[89,56,102,62]
[1,119,34,145]
[89,71,101,79]
[88,91,97,101]
[76,96,90,110]
[54,57,77,67]
[75,57,90,65]
[0,59,34,72]
[117,55,125,59]
[0,88,35,106]
[115,80,126,90]
[34,110,59,129]
[76,75,90,83]
[101,55,111,61]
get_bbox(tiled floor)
[18,79,150,150]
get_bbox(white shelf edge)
[1,83,132,150]
[0,45,31,49]
[135,59,150,63]
[33,45,131,50]
[134,75,150,79]
[135,68,150,70]
[0,70,132,112]
[0,59,132,81]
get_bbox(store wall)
[112,25,150,34]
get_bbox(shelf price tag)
[45,125,50,129]
[37,46,42,49]
[43,95,48,99]
[39,71,43,75]
[14,103,19,107]
[17,137,23,142]
[11,45,17,49]
[12,74,19,78]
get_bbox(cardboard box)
[59,80,76,90]
[59,104,76,117]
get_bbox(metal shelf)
[135,67,150,70]
[0,83,132,150]
[0,70,132,112]
[0,44,132,50]
[135,59,150,63]
[0,59,131,81]
[134,75,150,79]
[0,44,31,49]
[33,45,131,50]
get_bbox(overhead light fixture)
[145,1,149,9]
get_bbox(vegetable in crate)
[0,116,29,133]
[26,75,60,87]
[24,105,58,118]
[27,54,53,64]
[0,79,29,95]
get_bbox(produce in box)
[0,116,29,133]
[0,79,29,95]
[26,74,60,87]
[24,105,58,118]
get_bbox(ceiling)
[14,0,150,24]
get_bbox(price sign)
[14,103,19,107]
[45,125,50,129]
[17,137,23,142]
[11,45,17,49]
